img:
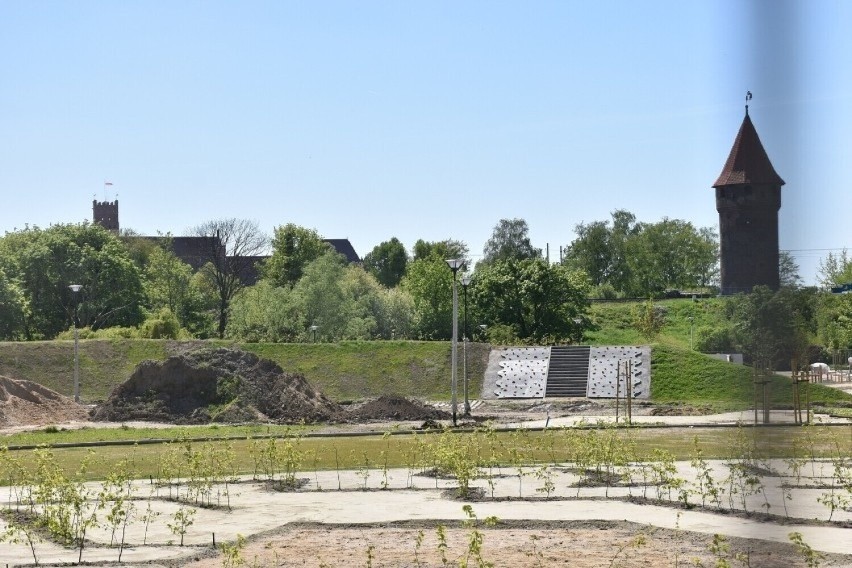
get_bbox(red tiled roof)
[712,114,785,188]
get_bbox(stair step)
[545,346,590,397]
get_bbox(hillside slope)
[1,313,849,410]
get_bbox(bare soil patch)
[0,375,89,428]
[90,347,343,424]
[345,395,451,422]
[177,520,848,568]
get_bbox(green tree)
[563,209,638,293]
[816,292,852,352]
[625,218,718,296]
[633,300,667,340]
[730,286,812,369]
[291,252,352,341]
[363,237,408,288]
[189,218,268,338]
[372,286,416,339]
[818,249,852,290]
[262,224,331,288]
[0,223,144,338]
[0,267,26,339]
[411,239,468,262]
[143,245,204,331]
[226,281,299,342]
[480,218,541,267]
[119,229,160,270]
[470,258,591,343]
[780,250,803,289]
[401,255,455,340]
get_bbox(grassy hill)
[1,297,849,410]
[0,339,491,404]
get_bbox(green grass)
[0,423,318,448]
[0,339,490,404]
[3,425,849,482]
[0,339,167,402]
[239,340,490,401]
[650,343,852,409]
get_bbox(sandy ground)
[176,522,841,568]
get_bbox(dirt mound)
[0,375,90,428]
[91,348,342,424]
[346,395,451,421]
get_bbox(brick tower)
[712,109,784,295]
[93,200,119,232]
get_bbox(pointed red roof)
[713,114,785,188]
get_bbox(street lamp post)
[461,275,472,416]
[68,284,83,403]
[310,324,318,343]
[446,258,464,426]
[688,316,694,350]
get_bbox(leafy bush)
[695,325,735,353]
[138,308,186,339]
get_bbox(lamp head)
[445,258,464,273]
[69,284,83,293]
[460,275,472,287]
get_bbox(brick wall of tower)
[715,184,780,295]
[93,200,119,232]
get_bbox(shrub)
[695,325,735,353]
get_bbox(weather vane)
[745,91,752,115]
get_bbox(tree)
[261,224,331,288]
[226,281,299,342]
[470,258,591,343]
[563,210,640,293]
[372,286,416,339]
[189,218,268,338]
[411,239,469,263]
[625,218,718,297]
[779,251,803,289]
[0,223,144,338]
[144,245,208,334]
[480,218,541,267]
[292,252,380,341]
[562,219,612,286]
[818,249,852,290]
[363,237,408,288]
[633,300,667,340]
[729,286,812,370]
[400,256,455,340]
[0,267,26,340]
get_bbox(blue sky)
[2,1,850,284]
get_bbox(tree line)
[3,211,845,348]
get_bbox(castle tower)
[712,109,784,295]
[93,200,119,232]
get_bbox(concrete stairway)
[545,346,590,397]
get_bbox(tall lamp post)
[446,258,464,426]
[688,316,694,350]
[68,284,83,403]
[310,324,318,343]
[460,275,472,416]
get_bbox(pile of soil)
[345,395,451,421]
[0,375,90,428]
[91,348,342,424]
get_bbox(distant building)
[712,108,784,295]
[92,200,360,285]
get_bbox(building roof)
[325,239,361,263]
[712,113,785,188]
